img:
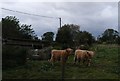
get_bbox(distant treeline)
[1,16,120,48]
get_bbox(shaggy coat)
[49,48,72,64]
[86,51,95,66]
[74,49,95,66]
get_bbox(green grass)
[2,44,120,79]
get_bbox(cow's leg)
[61,57,64,65]
[65,57,68,62]
[74,56,77,64]
[78,58,81,64]
[87,59,91,66]
[83,59,86,64]
[50,56,55,66]
[58,57,61,61]
[50,58,53,66]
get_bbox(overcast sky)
[1,2,118,39]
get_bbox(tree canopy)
[2,16,38,40]
[55,24,94,49]
[98,29,119,44]
[41,32,54,44]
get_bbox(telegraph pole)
[59,17,65,81]
[59,18,61,28]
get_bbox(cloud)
[1,2,118,38]
[1,0,119,2]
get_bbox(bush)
[28,46,53,60]
[38,47,52,60]
[2,45,28,69]
[79,44,90,50]
[52,46,62,50]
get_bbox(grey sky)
[1,2,118,39]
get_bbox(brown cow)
[49,48,73,64]
[86,51,95,66]
[74,49,95,66]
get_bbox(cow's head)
[66,48,73,55]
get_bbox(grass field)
[2,44,120,79]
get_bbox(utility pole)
[59,18,61,28]
[59,17,65,81]
[61,62,65,81]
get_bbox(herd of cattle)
[49,48,95,66]
[27,47,95,66]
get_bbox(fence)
[2,38,51,49]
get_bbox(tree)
[20,24,38,40]
[76,31,95,47]
[55,24,95,49]
[41,32,54,44]
[2,16,21,39]
[98,29,119,44]
[55,24,80,48]
[69,24,80,46]
[117,36,120,44]
[2,16,38,69]
[2,16,38,40]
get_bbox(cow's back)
[51,50,62,57]
[75,50,87,59]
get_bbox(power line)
[1,8,59,19]
[1,8,62,28]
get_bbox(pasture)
[2,44,120,79]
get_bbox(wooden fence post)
[61,62,65,81]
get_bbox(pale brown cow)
[74,49,95,66]
[86,51,95,66]
[49,48,73,64]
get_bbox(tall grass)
[2,44,119,79]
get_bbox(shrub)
[2,45,28,69]
[28,46,52,60]
[79,44,90,50]
[52,46,62,50]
